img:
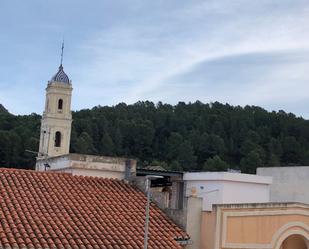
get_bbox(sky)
[0,0,309,117]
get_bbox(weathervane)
[60,40,64,66]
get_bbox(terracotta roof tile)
[0,168,188,248]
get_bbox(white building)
[184,171,272,211]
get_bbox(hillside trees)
[0,112,40,168]
[1,101,309,173]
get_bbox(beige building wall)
[39,81,73,158]
[200,203,309,249]
[36,153,136,180]
[185,197,203,249]
[200,211,216,249]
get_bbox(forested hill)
[1,101,309,173]
[0,104,8,113]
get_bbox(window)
[58,99,63,110]
[55,131,61,147]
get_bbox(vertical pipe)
[144,179,151,249]
[125,159,131,181]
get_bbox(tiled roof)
[137,166,183,176]
[51,65,70,84]
[144,166,167,171]
[0,168,188,249]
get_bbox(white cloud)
[73,0,309,107]
[0,0,309,117]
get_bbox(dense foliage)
[0,104,8,113]
[1,101,309,173]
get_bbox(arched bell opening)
[55,131,61,147]
[58,99,63,110]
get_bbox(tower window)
[55,131,61,147]
[58,99,63,110]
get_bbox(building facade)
[201,202,309,249]
[38,64,73,158]
[145,171,309,249]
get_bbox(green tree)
[203,155,229,172]
[75,132,96,154]
[0,131,11,165]
[268,153,281,166]
[177,140,197,170]
[168,160,182,171]
[100,133,114,156]
[301,150,309,165]
[150,160,168,169]
[240,150,263,173]
[281,136,301,164]
[113,127,123,155]
[166,132,183,160]
[205,134,226,157]
[268,138,282,157]
[2,101,309,172]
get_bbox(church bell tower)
[38,43,73,158]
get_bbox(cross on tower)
[60,41,64,66]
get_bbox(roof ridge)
[0,168,122,181]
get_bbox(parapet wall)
[36,153,136,180]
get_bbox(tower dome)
[51,64,70,84]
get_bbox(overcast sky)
[0,0,309,117]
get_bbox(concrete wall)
[184,172,272,211]
[164,208,187,230]
[36,153,136,180]
[222,181,270,204]
[257,166,309,203]
[185,197,203,249]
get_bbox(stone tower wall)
[38,81,73,158]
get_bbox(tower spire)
[60,40,64,66]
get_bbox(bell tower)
[38,43,73,158]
